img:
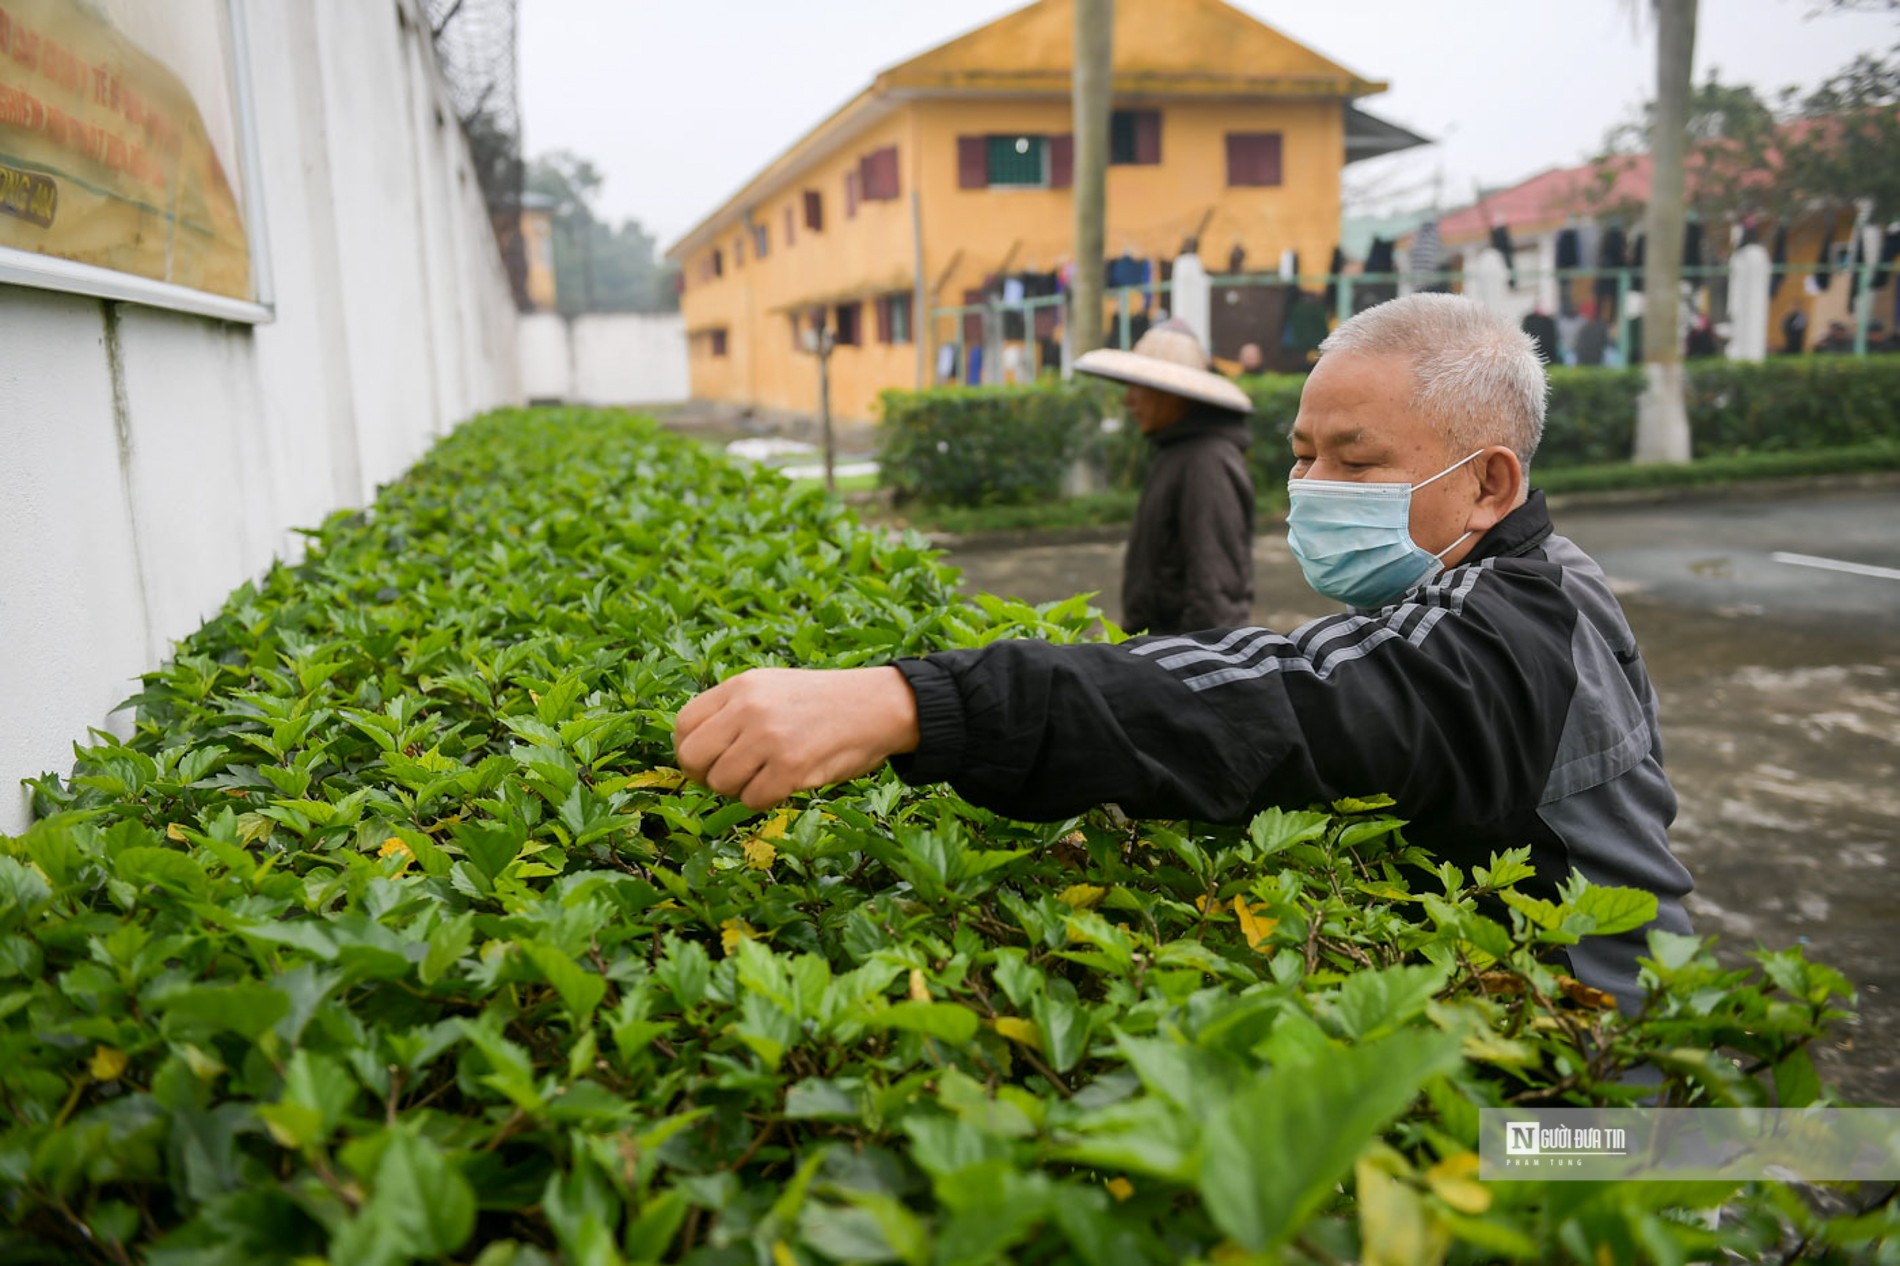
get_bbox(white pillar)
[1171,252,1212,352]
[1726,243,1770,363]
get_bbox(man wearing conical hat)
[1073,321,1256,635]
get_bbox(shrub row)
[878,355,1900,506]
[2,409,1875,1264]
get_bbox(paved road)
[946,490,1900,1104]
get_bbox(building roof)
[665,0,1402,260]
[1428,157,1653,244]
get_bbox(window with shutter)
[957,135,988,189]
[986,135,1047,187]
[859,146,899,201]
[712,248,724,277]
[710,329,728,357]
[784,205,795,246]
[1050,134,1074,188]
[834,301,862,346]
[803,190,823,232]
[752,224,768,259]
[874,296,892,344]
[889,291,913,344]
[1225,132,1283,187]
[1110,110,1162,165]
[734,235,745,267]
[845,171,858,218]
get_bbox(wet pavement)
[943,490,1900,1105]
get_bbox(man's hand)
[673,667,921,810]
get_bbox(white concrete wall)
[518,312,689,405]
[0,0,521,834]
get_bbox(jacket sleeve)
[1175,452,1253,631]
[891,561,1579,827]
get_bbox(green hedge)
[2,410,1878,1264]
[879,355,1900,504]
[877,385,1100,507]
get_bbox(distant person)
[1237,342,1266,375]
[1869,322,1900,353]
[1815,320,1854,354]
[1078,320,1256,635]
[1521,308,1560,366]
[1685,314,1718,359]
[1780,307,1809,355]
[1573,303,1609,366]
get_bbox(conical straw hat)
[1073,320,1253,413]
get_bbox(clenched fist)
[672,667,921,810]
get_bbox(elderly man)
[1074,320,1256,634]
[674,294,1693,1012]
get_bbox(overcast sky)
[519,0,1896,249]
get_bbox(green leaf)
[420,912,475,987]
[154,982,291,1041]
[1567,884,1660,937]
[368,1128,478,1258]
[863,1000,980,1046]
[1331,963,1449,1041]
[1197,1028,1465,1251]
[524,940,607,1023]
[1247,807,1332,856]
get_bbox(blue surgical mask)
[1285,450,1484,608]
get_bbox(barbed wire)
[425,0,528,308]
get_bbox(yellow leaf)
[742,836,777,872]
[908,968,931,1001]
[626,767,688,790]
[1356,1154,1448,1266]
[165,822,188,842]
[757,809,795,840]
[1232,895,1278,949]
[1105,1176,1135,1203]
[1558,975,1619,1010]
[1056,884,1106,910]
[89,1046,128,1081]
[771,1242,798,1266]
[991,1016,1041,1050]
[1426,1152,1492,1215]
[720,918,757,956]
[378,837,412,859]
[529,690,542,705]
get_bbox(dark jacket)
[1122,407,1255,635]
[894,493,1693,1012]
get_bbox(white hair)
[1317,293,1547,469]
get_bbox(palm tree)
[1634,0,1699,463]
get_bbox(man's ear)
[1463,446,1524,533]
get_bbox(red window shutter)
[875,295,893,344]
[957,135,988,189]
[961,287,984,346]
[1226,132,1283,187]
[845,171,859,218]
[784,206,795,245]
[804,190,822,232]
[1049,134,1074,188]
[1134,110,1161,164]
[859,146,898,201]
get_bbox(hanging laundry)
[1813,223,1835,291]
[1876,227,1900,290]
[1489,224,1516,287]
[1595,226,1628,308]
[1770,224,1788,299]
[1364,237,1396,277]
[1280,248,1300,281]
[936,343,958,380]
[966,345,985,385]
[1227,243,1247,274]
[1411,221,1441,274]
[1001,277,1026,304]
[1322,245,1346,308]
[1554,227,1581,272]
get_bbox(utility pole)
[1634,0,1697,464]
[1070,0,1113,357]
[809,324,837,494]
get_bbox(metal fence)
[930,257,1899,386]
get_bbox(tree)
[1779,44,1900,219]
[1634,0,1697,465]
[526,151,679,315]
[1069,0,1113,357]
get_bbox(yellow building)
[519,195,559,313]
[664,0,1417,421]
